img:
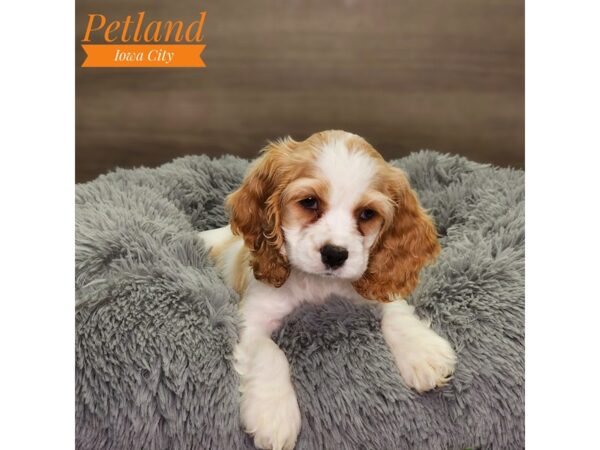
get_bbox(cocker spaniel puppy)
[200,130,456,450]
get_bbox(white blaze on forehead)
[282,134,382,280]
[315,137,378,207]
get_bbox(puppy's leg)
[381,300,456,393]
[235,287,301,450]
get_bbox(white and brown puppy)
[200,130,456,450]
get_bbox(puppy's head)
[226,130,440,300]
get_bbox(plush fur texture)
[76,151,524,450]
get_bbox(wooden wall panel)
[76,0,524,182]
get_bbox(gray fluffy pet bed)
[76,151,524,450]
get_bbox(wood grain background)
[76,0,524,183]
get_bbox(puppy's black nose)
[320,244,349,269]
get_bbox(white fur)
[235,333,300,450]
[381,300,456,392]
[284,135,381,280]
[233,271,356,450]
[199,224,232,248]
[199,134,457,449]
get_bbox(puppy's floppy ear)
[353,167,440,301]
[226,138,295,287]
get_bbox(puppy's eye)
[299,197,318,210]
[359,209,376,221]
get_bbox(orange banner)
[81,44,206,68]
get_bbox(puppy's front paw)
[240,386,301,450]
[394,330,456,393]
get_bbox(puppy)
[200,130,456,450]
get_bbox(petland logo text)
[81,11,207,68]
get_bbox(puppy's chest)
[285,271,357,304]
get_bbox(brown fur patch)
[232,244,252,295]
[354,190,394,236]
[226,137,321,287]
[356,215,384,237]
[353,166,440,301]
[281,177,329,230]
